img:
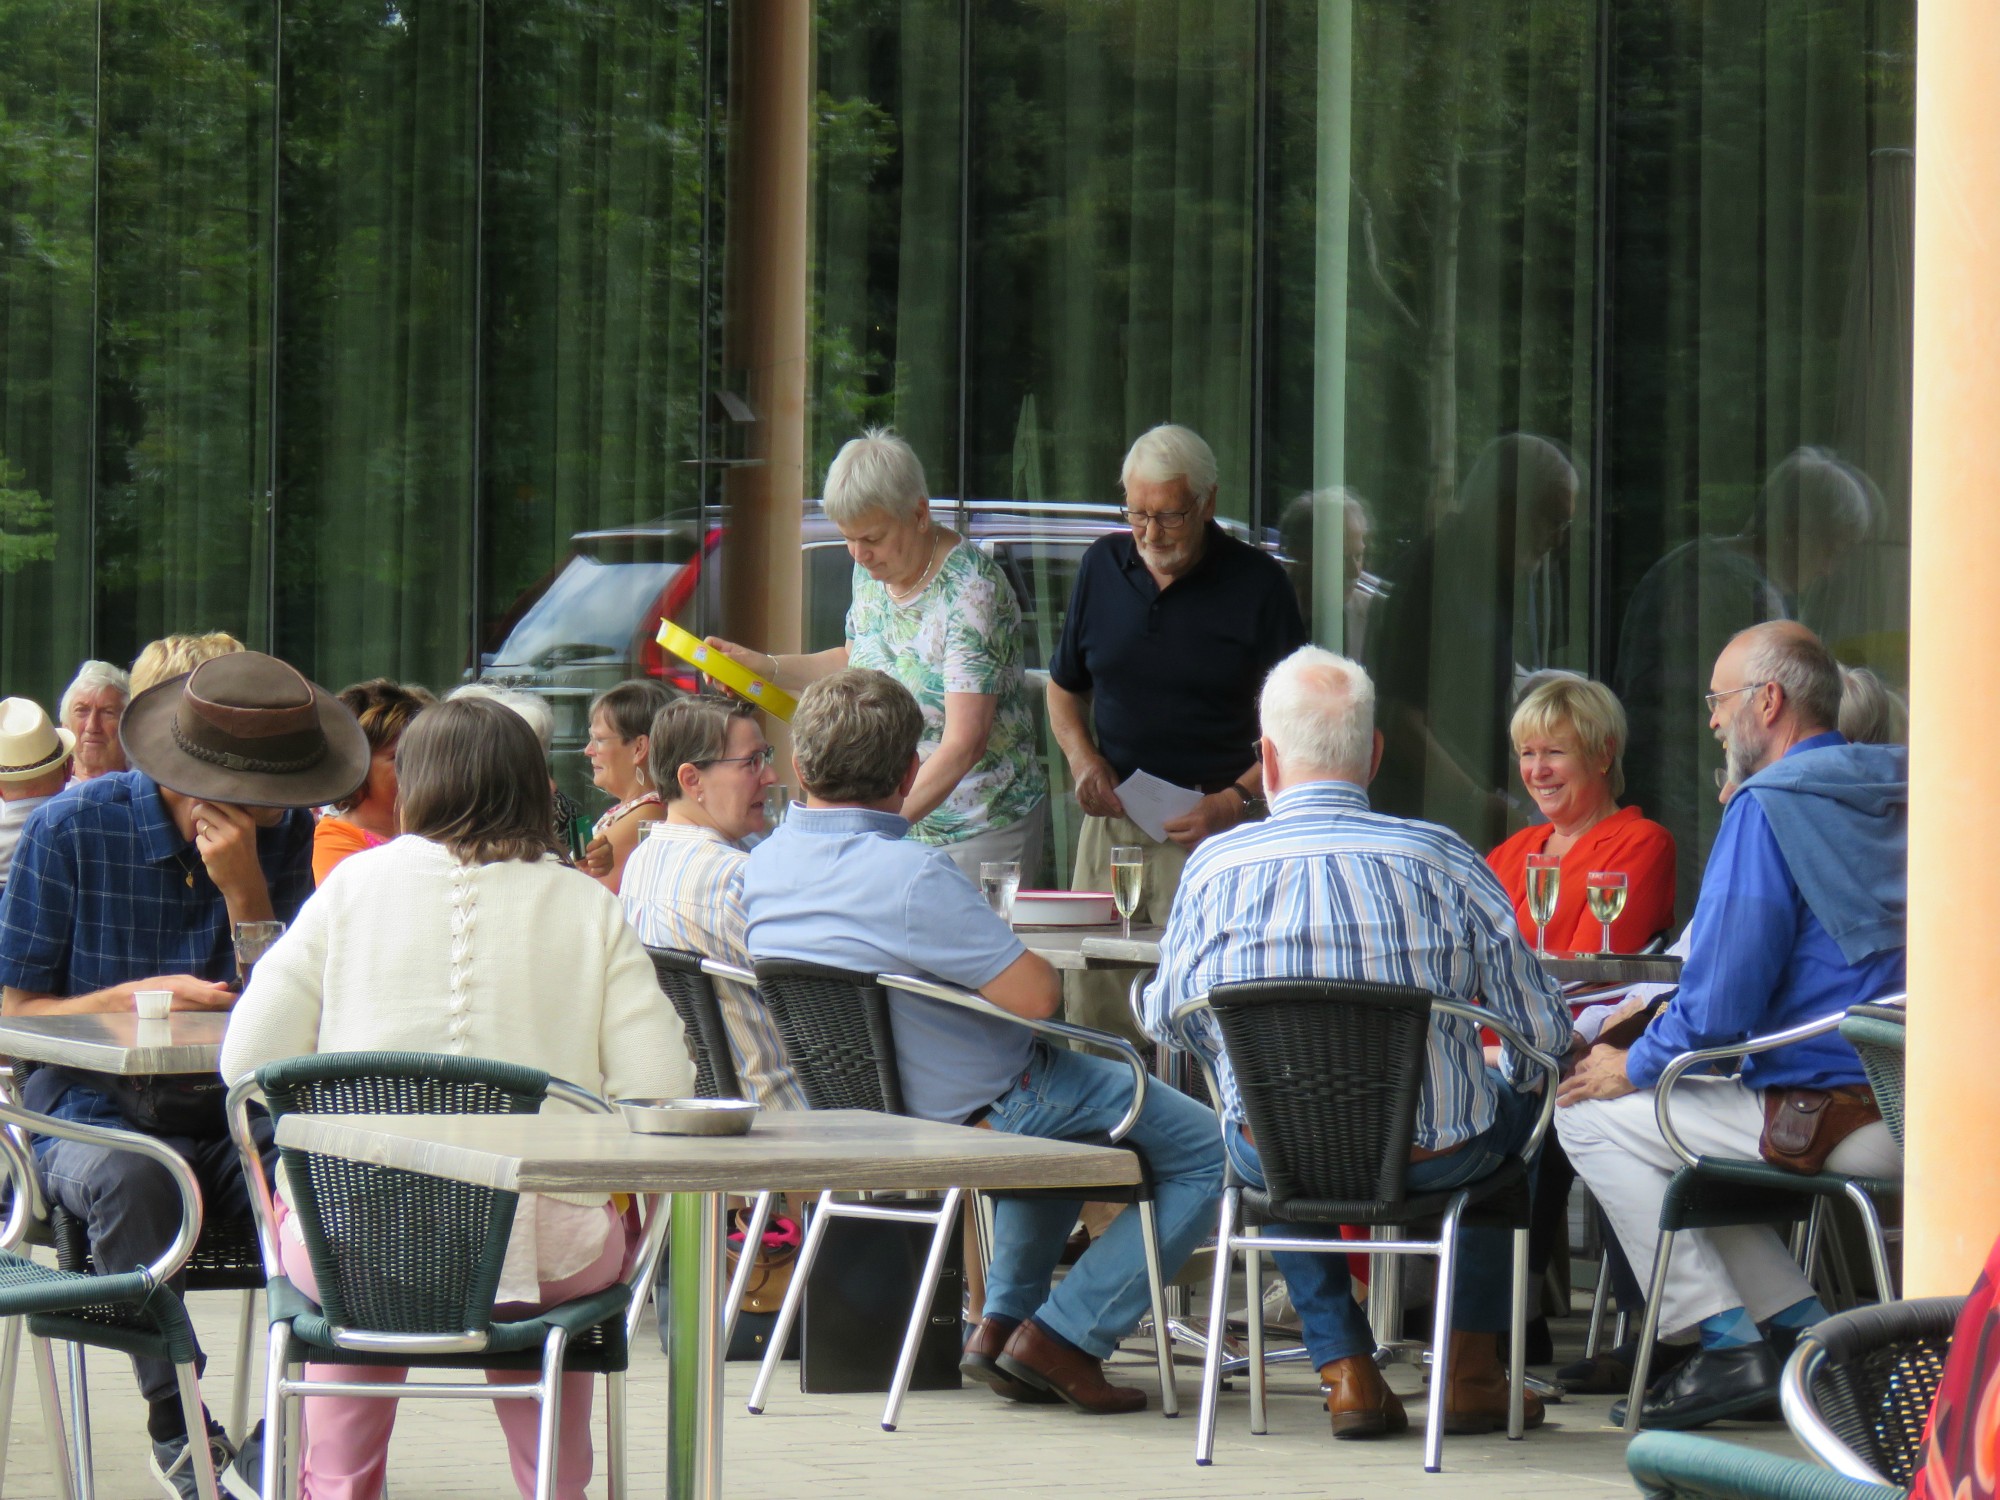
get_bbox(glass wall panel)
[274,0,479,692]
[0,0,97,707]
[93,0,276,666]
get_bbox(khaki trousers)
[1062,813,1188,1043]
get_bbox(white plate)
[1011,891,1118,927]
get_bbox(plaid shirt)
[0,770,314,999]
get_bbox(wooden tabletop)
[1017,925,1163,970]
[0,1012,229,1076]
[274,1108,1144,1197]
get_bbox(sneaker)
[149,1429,235,1500]
[223,1422,265,1500]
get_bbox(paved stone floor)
[1,1292,1806,1499]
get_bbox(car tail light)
[637,525,726,694]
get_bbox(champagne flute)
[1586,870,1628,954]
[1110,845,1144,940]
[1524,854,1561,959]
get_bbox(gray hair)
[649,697,755,802]
[60,661,131,722]
[1837,665,1908,745]
[823,428,929,528]
[448,683,555,753]
[791,668,923,803]
[1120,424,1219,504]
[1259,646,1375,779]
[1733,623,1842,734]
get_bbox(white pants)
[1555,1076,1900,1339]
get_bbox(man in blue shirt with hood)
[1556,621,1905,1430]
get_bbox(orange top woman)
[1486,676,1675,953]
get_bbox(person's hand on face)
[190,800,270,895]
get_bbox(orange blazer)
[1486,804,1676,955]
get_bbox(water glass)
[763,784,791,830]
[233,920,287,983]
[1110,845,1144,939]
[979,861,1021,923]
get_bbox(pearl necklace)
[887,529,948,604]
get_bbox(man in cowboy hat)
[0,697,75,893]
[0,651,367,1498]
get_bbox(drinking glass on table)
[1110,845,1144,940]
[980,861,1021,923]
[1524,854,1561,959]
[763,784,791,831]
[233,920,287,984]
[1585,870,1628,954]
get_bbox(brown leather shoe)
[960,1316,1061,1404]
[1442,1329,1544,1435]
[993,1319,1148,1414]
[1322,1354,1409,1439]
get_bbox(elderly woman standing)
[706,429,1048,877]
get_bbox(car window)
[489,553,678,667]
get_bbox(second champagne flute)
[1110,845,1144,940]
[1585,870,1628,954]
[1524,853,1561,959]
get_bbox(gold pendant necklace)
[888,531,946,605]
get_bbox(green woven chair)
[226,1052,665,1500]
[1620,1008,1903,1432]
[0,1097,223,1500]
[1838,1003,1907,1152]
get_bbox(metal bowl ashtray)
[617,1098,760,1137]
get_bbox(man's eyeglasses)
[1118,507,1194,533]
[691,746,776,772]
[1703,682,1768,714]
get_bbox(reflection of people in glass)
[1278,487,1388,660]
[1836,664,1907,745]
[1369,433,1579,848]
[1614,447,1881,905]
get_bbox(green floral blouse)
[845,541,1048,844]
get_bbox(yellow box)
[654,619,798,721]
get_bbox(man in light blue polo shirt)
[743,668,1223,1416]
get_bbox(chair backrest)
[1799,1296,1960,1488]
[751,959,904,1115]
[1208,978,1434,1211]
[1840,1007,1907,1151]
[259,1051,551,1339]
[646,946,744,1100]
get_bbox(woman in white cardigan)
[222,696,692,1500]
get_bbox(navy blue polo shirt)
[1049,523,1307,789]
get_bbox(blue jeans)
[981,1044,1224,1360]
[1223,1070,1542,1370]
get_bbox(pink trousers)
[276,1201,629,1500]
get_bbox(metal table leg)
[666,1192,724,1500]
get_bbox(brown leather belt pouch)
[1758,1084,1881,1175]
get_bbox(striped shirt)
[1140,779,1570,1151]
[619,822,806,1111]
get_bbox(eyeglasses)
[691,746,776,772]
[1703,682,1767,714]
[1118,507,1194,533]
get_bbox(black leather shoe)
[1609,1343,1782,1430]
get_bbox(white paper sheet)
[1113,770,1204,844]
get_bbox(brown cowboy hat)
[120,652,369,809]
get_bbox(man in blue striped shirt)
[1142,645,1571,1441]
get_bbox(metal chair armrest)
[1430,997,1564,1160]
[1653,1009,1851,1169]
[544,1077,614,1115]
[0,1125,34,1251]
[0,1063,50,1225]
[543,1071,667,1343]
[699,958,756,990]
[878,973,1149,1142]
[0,1097,204,1286]
[225,1076,287,1281]
[1780,1337,1893,1485]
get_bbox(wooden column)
[1905,0,2000,1297]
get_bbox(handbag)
[727,1214,801,1316]
[1759,1084,1882,1175]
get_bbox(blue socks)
[1764,1296,1828,1331]
[1697,1306,1761,1349]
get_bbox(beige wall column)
[1905,2,2000,1297]
[722,2,811,760]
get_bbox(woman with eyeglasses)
[701,429,1048,881]
[617,696,805,1111]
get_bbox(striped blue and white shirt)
[1140,779,1570,1151]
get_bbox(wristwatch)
[1226,783,1265,816]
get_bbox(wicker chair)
[0,1098,224,1500]
[226,1052,667,1500]
[1839,1001,1907,1152]
[1781,1296,1959,1486]
[1173,979,1559,1475]
[1621,1009,1904,1433]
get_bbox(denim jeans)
[1223,1070,1542,1370]
[981,1043,1225,1360]
[34,1081,268,1406]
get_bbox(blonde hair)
[1510,676,1629,800]
[130,632,245,695]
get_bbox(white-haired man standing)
[1047,424,1306,1036]
[59,660,131,783]
[1142,646,1572,1441]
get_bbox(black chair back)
[752,959,905,1115]
[1209,978,1434,1215]
[646,946,744,1100]
[1804,1296,1959,1488]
